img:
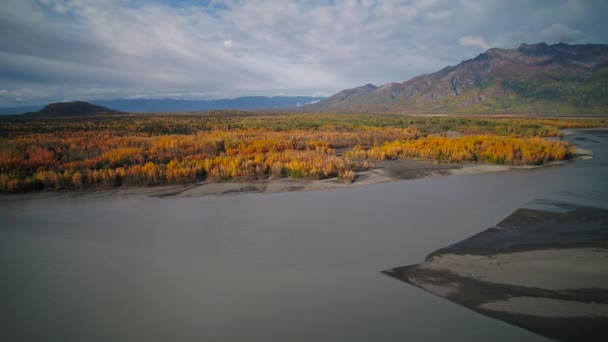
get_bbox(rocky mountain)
[307,43,608,114]
[22,101,124,117]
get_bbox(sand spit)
[479,297,608,318]
[385,204,608,342]
[417,248,608,290]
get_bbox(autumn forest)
[0,112,605,193]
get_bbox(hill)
[306,43,608,114]
[22,101,124,117]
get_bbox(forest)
[0,113,605,193]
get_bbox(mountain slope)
[307,43,608,114]
[23,101,124,117]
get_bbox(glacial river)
[1,129,607,342]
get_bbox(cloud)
[425,10,453,20]
[0,0,607,106]
[539,23,585,43]
[459,35,491,50]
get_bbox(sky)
[0,0,607,107]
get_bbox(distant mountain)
[1,96,324,115]
[91,96,324,113]
[22,101,123,117]
[306,43,608,114]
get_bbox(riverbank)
[0,129,597,200]
[0,154,593,201]
[0,158,559,201]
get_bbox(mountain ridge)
[0,96,324,115]
[91,96,324,113]
[305,43,608,114]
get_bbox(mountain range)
[305,43,608,114]
[0,96,324,115]
[91,96,323,113]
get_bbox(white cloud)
[0,0,606,106]
[539,23,585,43]
[459,35,491,50]
[425,10,452,20]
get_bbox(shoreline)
[0,150,592,201]
[0,129,596,201]
[0,159,558,201]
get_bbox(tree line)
[0,113,602,192]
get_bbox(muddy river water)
[1,129,606,341]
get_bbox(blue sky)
[0,0,607,107]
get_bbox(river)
[1,129,607,342]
